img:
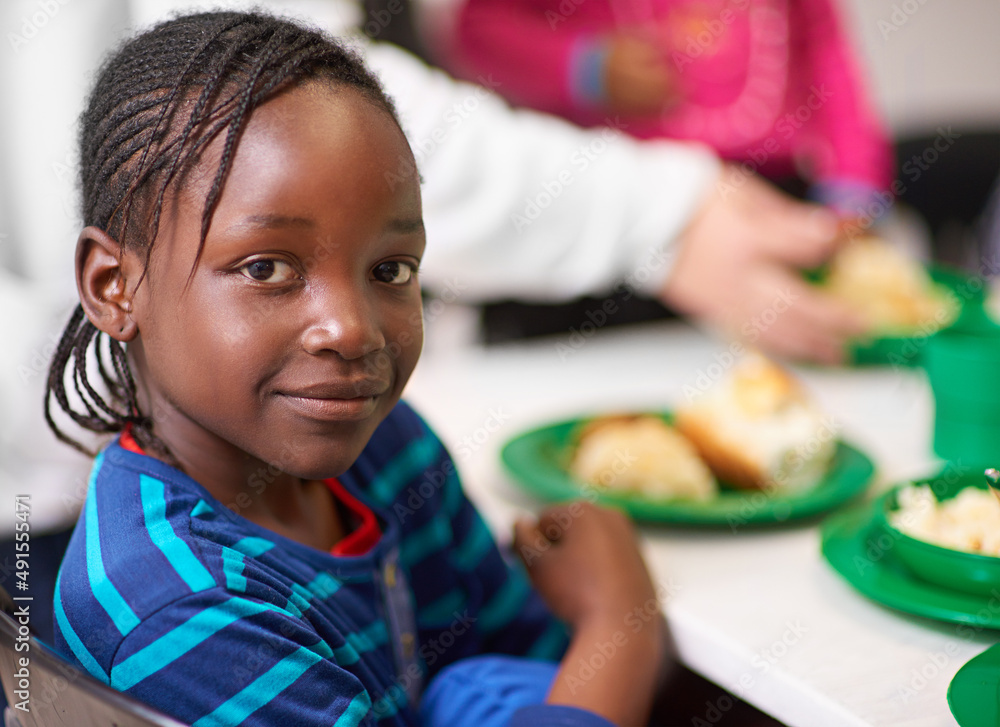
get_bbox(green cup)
[935,394,1000,425]
[933,416,1000,466]
[924,320,1000,464]
[924,324,1000,407]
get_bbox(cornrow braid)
[45,10,403,456]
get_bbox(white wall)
[840,0,1000,136]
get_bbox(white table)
[403,306,997,727]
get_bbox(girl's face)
[123,82,424,487]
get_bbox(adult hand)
[604,34,676,116]
[660,169,868,364]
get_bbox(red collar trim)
[120,427,145,455]
[325,479,381,557]
[117,430,381,556]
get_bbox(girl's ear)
[77,226,140,342]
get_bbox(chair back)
[0,585,188,726]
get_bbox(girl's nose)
[301,291,385,360]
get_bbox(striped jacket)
[53,402,569,726]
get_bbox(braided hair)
[45,10,403,456]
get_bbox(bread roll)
[674,354,835,492]
[823,236,958,334]
[570,415,717,501]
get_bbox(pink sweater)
[452,0,893,192]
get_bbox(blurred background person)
[417,0,1000,268]
[415,0,999,347]
[443,0,895,221]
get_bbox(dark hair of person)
[44,10,403,457]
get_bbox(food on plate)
[569,415,717,501]
[821,236,958,334]
[674,353,835,492]
[890,484,1000,556]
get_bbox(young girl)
[44,10,665,727]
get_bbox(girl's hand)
[604,34,676,116]
[516,502,667,725]
[514,502,658,630]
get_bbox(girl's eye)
[373,261,415,286]
[239,259,297,283]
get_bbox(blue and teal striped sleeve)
[106,588,375,727]
[438,471,569,662]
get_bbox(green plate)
[846,266,989,367]
[500,413,874,527]
[949,643,1000,727]
[821,502,1000,629]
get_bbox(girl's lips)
[278,394,380,421]
[281,379,390,399]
